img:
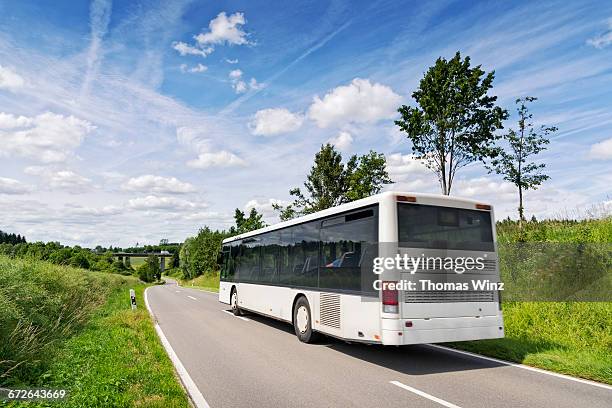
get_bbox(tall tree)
[395,51,508,195]
[232,208,267,234]
[274,144,392,220]
[487,96,556,227]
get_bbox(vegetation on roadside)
[166,268,220,292]
[0,255,133,385]
[136,255,162,283]
[451,301,611,384]
[1,256,189,407]
[0,241,132,275]
[10,285,189,408]
[452,216,612,384]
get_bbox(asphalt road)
[146,280,611,408]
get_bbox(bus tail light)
[382,282,399,313]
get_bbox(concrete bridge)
[113,252,173,271]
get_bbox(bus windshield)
[397,203,494,251]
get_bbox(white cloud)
[66,204,122,217]
[187,151,247,169]
[225,58,239,64]
[385,153,433,191]
[128,195,203,211]
[177,127,247,169]
[586,18,612,49]
[328,130,353,150]
[228,69,245,93]
[249,108,304,136]
[25,166,92,192]
[229,69,243,79]
[249,77,264,90]
[123,174,195,194]
[195,12,250,46]
[180,63,208,73]
[233,80,247,93]
[0,112,32,129]
[0,112,94,163]
[386,153,430,180]
[308,78,402,128]
[228,69,262,94]
[172,41,213,57]
[454,177,516,201]
[244,198,287,222]
[0,177,32,194]
[0,65,25,91]
[589,137,612,159]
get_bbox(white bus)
[218,192,504,345]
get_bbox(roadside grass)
[179,273,220,292]
[450,301,612,384]
[453,216,612,384]
[0,255,131,385]
[496,216,612,244]
[0,255,189,407]
[164,268,219,292]
[7,284,189,408]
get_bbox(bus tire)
[293,296,318,343]
[231,287,242,316]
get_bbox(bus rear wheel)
[293,297,318,343]
[231,288,242,316]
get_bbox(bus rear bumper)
[381,316,504,346]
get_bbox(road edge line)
[390,381,461,408]
[144,287,212,408]
[426,344,612,391]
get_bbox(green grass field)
[452,217,612,384]
[0,256,189,407]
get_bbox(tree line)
[0,230,26,245]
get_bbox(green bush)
[0,255,133,386]
[180,227,227,279]
[136,255,160,283]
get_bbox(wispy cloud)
[80,0,112,98]
[220,19,352,114]
[587,17,612,48]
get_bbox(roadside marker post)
[130,289,137,310]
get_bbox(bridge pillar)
[160,257,165,272]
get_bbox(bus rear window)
[398,204,494,251]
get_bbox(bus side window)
[320,207,377,291]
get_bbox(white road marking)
[175,290,181,293]
[187,295,197,300]
[390,381,461,408]
[426,344,612,391]
[144,288,211,408]
[222,309,250,321]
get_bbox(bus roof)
[222,191,492,244]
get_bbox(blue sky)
[0,0,611,247]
